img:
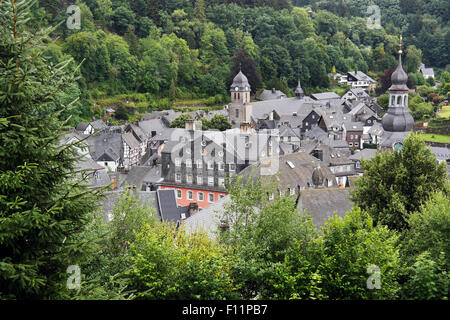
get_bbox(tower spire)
[398,35,403,64]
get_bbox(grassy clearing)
[418,133,450,144]
[438,105,450,118]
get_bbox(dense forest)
[26,0,449,124]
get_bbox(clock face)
[235,87,239,91]
[393,142,403,152]
[245,87,248,91]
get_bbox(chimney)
[110,176,117,190]
[269,111,274,121]
[189,202,199,216]
[240,122,250,133]
[185,119,194,131]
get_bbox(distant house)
[239,152,338,195]
[86,129,123,172]
[122,131,141,170]
[419,63,435,79]
[75,122,93,135]
[346,71,376,92]
[343,122,364,149]
[75,120,107,135]
[349,148,377,173]
[256,88,287,101]
[342,88,370,101]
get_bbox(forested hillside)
[28,0,448,124]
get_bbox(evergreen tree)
[0,0,100,299]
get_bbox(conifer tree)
[0,0,100,299]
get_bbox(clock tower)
[229,68,252,124]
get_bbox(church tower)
[295,80,304,99]
[229,68,252,124]
[379,36,414,152]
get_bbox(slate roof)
[76,122,90,131]
[310,92,341,100]
[250,97,315,120]
[256,89,287,101]
[239,152,337,190]
[101,190,159,223]
[297,188,353,227]
[120,166,163,189]
[86,131,123,162]
[183,195,231,238]
[157,189,190,223]
[122,132,141,149]
[430,147,450,162]
[349,149,377,161]
[90,119,107,131]
[347,71,376,83]
[304,126,328,140]
[344,122,364,131]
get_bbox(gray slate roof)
[183,195,231,238]
[297,188,353,227]
[256,89,287,101]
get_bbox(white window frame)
[218,162,225,171]
[196,159,203,169]
[186,159,192,168]
[208,176,214,187]
[197,192,204,202]
[175,158,181,167]
[208,193,215,203]
[187,174,193,184]
[229,163,236,171]
[207,161,214,170]
[176,189,182,199]
[197,175,203,185]
[187,190,193,201]
[218,177,224,187]
[175,173,181,182]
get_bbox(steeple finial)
[398,35,403,56]
[239,62,242,72]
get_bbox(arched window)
[397,95,401,105]
[403,95,407,105]
[238,92,240,100]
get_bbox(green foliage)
[318,208,401,299]
[170,113,193,128]
[127,222,237,299]
[0,0,100,299]
[219,176,315,299]
[351,134,448,231]
[202,114,232,131]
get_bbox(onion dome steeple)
[389,37,409,91]
[295,80,304,99]
[379,35,414,151]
